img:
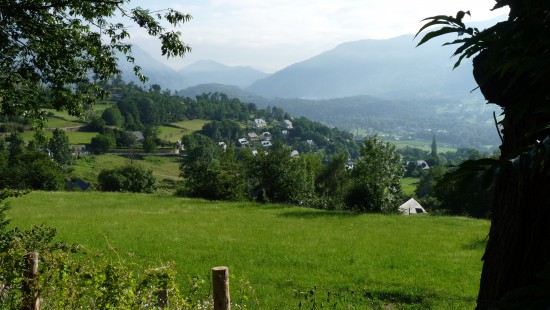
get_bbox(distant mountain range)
[120,32,482,101]
[178,60,269,88]
[117,48,269,90]
[246,34,477,100]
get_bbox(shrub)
[98,165,156,193]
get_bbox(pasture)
[7,191,489,308]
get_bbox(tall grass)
[7,191,488,308]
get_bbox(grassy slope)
[402,177,419,196]
[71,154,181,187]
[7,191,488,308]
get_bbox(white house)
[237,138,249,147]
[260,132,272,141]
[281,119,293,129]
[252,119,267,128]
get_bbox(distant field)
[402,177,419,196]
[21,130,97,144]
[7,191,489,308]
[71,154,181,187]
[389,139,457,153]
[171,119,210,134]
[158,125,187,142]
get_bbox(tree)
[90,134,115,154]
[417,3,550,308]
[48,128,73,165]
[142,137,157,154]
[98,165,156,193]
[316,153,351,209]
[0,1,191,121]
[101,107,124,127]
[428,135,439,166]
[345,137,404,213]
[248,141,317,204]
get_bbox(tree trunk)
[473,50,550,309]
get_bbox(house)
[176,140,185,151]
[416,160,430,170]
[398,198,427,215]
[132,131,145,143]
[281,119,293,129]
[237,138,249,147]
[251,119,267,128]
[290,150,300,158]
[247,132,260,141]
[306,140,316,146]
[72,145,89,156]
[66,178,91,191]
[260,132,272,141]
[281,130,289,136]
[345,159,355,170]
[261,141,272,148]
[218,142,227,150]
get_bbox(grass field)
[389,140,457,153]
[402,177,419,196]
[7,191,489,308]
[71,154,182,188]
[171,119,210,134]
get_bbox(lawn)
[390,139,457,153]
[71,154,182,188]
[402,177,419,196]
[7,191,489,308]
[171,119,210,134]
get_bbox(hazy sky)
[126,0,508,72]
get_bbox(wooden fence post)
[23,252,40,310]
[212,266,230,310]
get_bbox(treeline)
[178,135,404,213]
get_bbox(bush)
[98,165,156,193]
[90,134,115,154]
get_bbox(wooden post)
[23,252,40,310]
[212,266,230,310]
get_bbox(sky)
[125,0,508,73]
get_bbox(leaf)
[416,26,465,47]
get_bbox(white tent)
[398,198,427,215]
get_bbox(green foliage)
[248,142,317,204]
[48,128,73,165]
[0,1,191,122]
[101,107,123,127]
[179,142,248,201]
[0,140,65,190]
[142,136,157,154]
[315,153,351,209]
[345,137,404,213]
[90,133,115,154]
[98,164,156,193]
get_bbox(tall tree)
[345,137,404,213]
[417,2,550,308]
[49,128,72,165]
[0,1,191,121]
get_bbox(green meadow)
[71,154,181,188]
[7,191,489,308]
[401,177,419,196]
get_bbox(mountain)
[117,47,268,91]
[176,83,270,105]
[178,60,269,88]
[117,45,190,91]
[246,34,477,100]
